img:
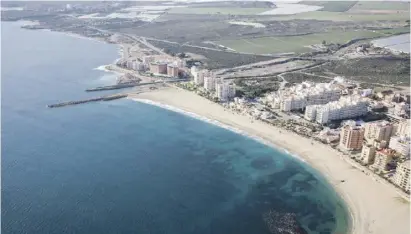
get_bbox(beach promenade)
[129,86,410,234]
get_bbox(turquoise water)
[1,22,349,234]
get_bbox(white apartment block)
[364,121,394,144]
[193,70,209,86]
[393,160,410,192]
[216,83,236,101]
[268,82,341,112]
[357,144,376,165]
[396,119,410,137]
[389,136,410,157]
[371,149,396,172]
[305,96,368,124]
[204,76,218,91]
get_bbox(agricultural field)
[215,30,389,55]
[260,11,410,22]
[146,39,275,69]
[168,7,268,15]
[300,1,358,12]
[348,1,410,12]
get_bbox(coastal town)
[3,1,410,233]
[106,39,411,199]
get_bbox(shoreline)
[128,95,353,234]
[11,19,410,233]
[129,86,410,234]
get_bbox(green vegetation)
[300,1,358,12]
[349,1,410,11]
[375,27,410,35]
[312,57,411,86]
[168,7,268,15]
[215,30,386,54]
[263,11,410,22]
[234,80,279,99]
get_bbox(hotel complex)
[268,81,341,111]
[305,96,368,124]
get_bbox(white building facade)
[305,96,368,124]
[268,82,341,112]
[389,136,410,157]
[204,76,217,91]
[393,160,410,192]
[216,83,236,101]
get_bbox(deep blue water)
[1,22,349,234]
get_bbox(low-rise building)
[393,160,410,192]
[372,139,388,150]
[339,125,364,151]
[371,149,396,172]
[389,136,410,157]
[391,102,410,117]
[316,128,340,143]
[358,144,376,165]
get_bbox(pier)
[86,79,189,92]
[47,94,128,108]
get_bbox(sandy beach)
[129,86,410,234]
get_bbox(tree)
[322,40,326,45]
[178,53,186,59]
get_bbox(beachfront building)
[396,119,410,137]
[150,62,167,74]
[304,105,320,121]
[364,121,394,144]
[167,65,179,77]
[191,66,198,81]
[339,125,364,151]
[357,144,377,165]
[389,136,410,157]
[371,149,396,172]
[305,96,368,124]
[268,81,341,112]
[316,128,340,143]
[393,160,410,192]
[216,83,236,101]
[204,76,217,91]
[194,70,209,86]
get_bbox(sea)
[1,22,349,234]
